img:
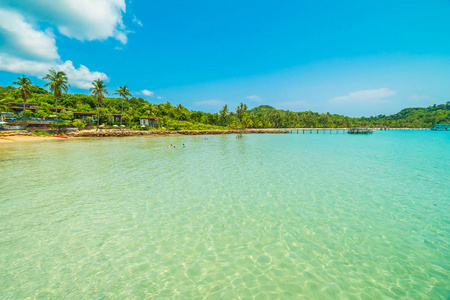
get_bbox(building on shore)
[140,117,157,127]
[8,102,39,115]
[110,114,123,123]
[73,112,97,122]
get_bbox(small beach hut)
[110,114,123,123]
[140,117,157,126]
[73,112,97,122]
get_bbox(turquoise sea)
[0,131,449,299]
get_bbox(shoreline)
[0,127,432,144]
[68,128,290,138]
[0,135,59,143]
[0,129,289,143]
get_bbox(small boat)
[54,135,68,138]
[431,124,450,131]
[347,127,374,134]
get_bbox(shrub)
[73,119,86,130]
[33,131,53,136]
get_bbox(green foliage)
[43,69,70,99]
[1,83,449,129]
[33,131,53,136]
[73,119,86,130]
[50,121,71,127]
[0,93,12,112]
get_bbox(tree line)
[1,72,449,129]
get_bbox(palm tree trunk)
[120,97,124,129]
[96,99,100,131]
[55,96,58,123]
[22,91,27,128]
[55,96,59,133]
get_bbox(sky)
[0,0,449,117]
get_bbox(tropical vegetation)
[11,76,33,127]
[1,74,449,129]
[43,68,70,122]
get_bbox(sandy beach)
[0,135,60,144]
[0,129,284,144]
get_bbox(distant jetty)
[347,127,374,134]
[431,124,449,131]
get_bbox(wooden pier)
[347,128,374,134]
[256,127,430,134]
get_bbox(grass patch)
[33,131,53,136]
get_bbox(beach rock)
[65,129,289,138]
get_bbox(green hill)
[1,84,449,128]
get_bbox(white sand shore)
[0,135,60,144]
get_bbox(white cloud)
[157,96,165,99]
[58,61,109,89]
[0,2,119,89]
[0,8,59,61]
[1,0,128,44]
[195,100,226,106]
[141,90,154,96]
[330,88,396,104]
[0,54,109,89]
[0,54,53,76]
[245,95,263,102]
[132,15,143,27]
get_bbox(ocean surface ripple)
[0,131,449,299]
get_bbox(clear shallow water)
[0,131,449,299]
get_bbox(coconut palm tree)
[90,79,108,130]
[12,76,33,128]
[113,85,131,128]
[176,104,184,128]
[235,102,248,129]
[163,101,172,129]
[219,104,229,126]
[43,68,70,123]
[152,104,160,128]
[142,102,156,130]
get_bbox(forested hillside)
[1,85,449,129]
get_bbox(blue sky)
[0,0,449,116]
